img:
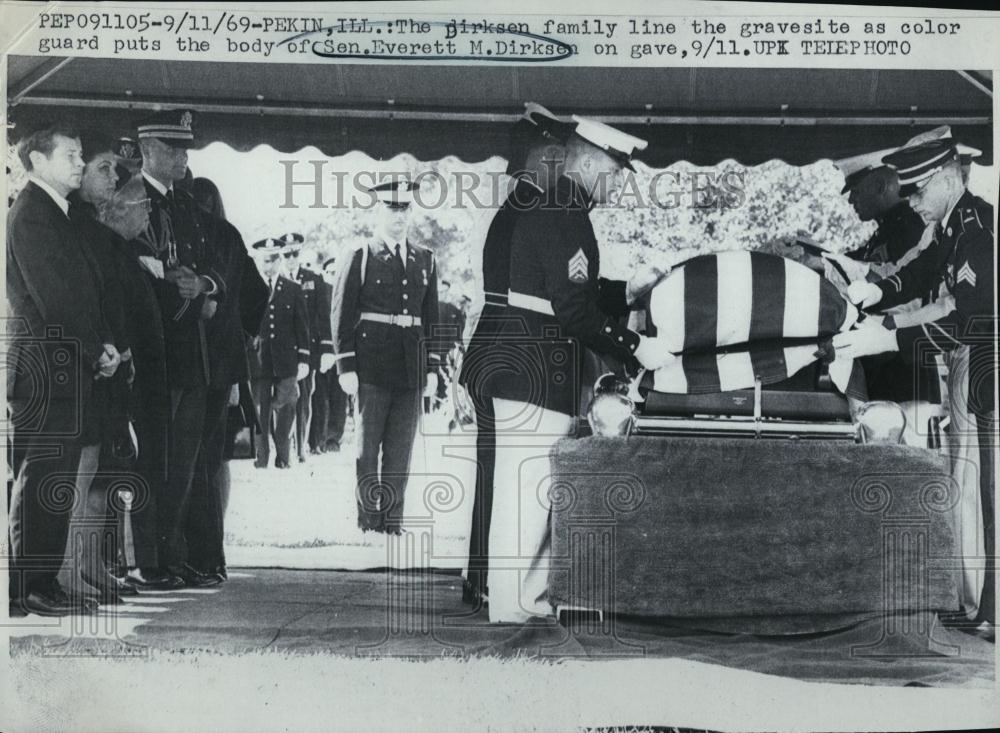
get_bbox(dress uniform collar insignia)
[956,261,977,287]
[568,248,589,283]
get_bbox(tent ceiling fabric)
[7,57,993,166]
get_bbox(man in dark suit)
[281,233,334,462]
[129,109,227,589]
[249,239,311,469]
[7,123,120,616]
[331,179,439,534]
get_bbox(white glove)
[633,336,678,370]
[296,362,310,381]
[832,321,898,360]
[821,252,870,283]
[424,371,440,397]
[319,353,336,374]
[96,343,121,379]
[338,372,359,396]
[626,265,670,305]
[846,280,883,308]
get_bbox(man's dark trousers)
[309,370,330,451]
[327,375,349,448]
[294,372,315,460]
[466,397,496,601]
[184,387,229,572]
[253,377,297,466]
[157,386,207,567]
[356,382,419,529]
[8,402,81,599]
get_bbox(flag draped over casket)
[642,251,865,398]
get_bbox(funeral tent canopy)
[7,57,993,166]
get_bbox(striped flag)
[645,251,863,396]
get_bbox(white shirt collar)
[29,176,70,217]
[142,170,171,197]
[385,238,407,261]
[941,194,962,231]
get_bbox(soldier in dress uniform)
[129,109,228,590]
[248,239,311,469]
[457,102,576,607]
[331,178,440,534]
[827,161,937,409]
[318,256,351,452]
[309,254,341,453]
[280,233,335,462]
[481,117,675,623]
[835,138,996,637]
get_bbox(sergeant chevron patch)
[568,248,589,283]
[956,261,977,287]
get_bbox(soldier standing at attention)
[281,233,335,463]
[249,239,311,469]
[835,138,996,639]
[331,179,439,534]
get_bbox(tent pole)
[9,95,992,128]
[8,58,75,105]
[955,70,993,99]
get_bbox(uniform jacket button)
[402,308,409,314]
[402,279,408,285]
[402,294,408,300]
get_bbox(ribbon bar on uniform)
[361,312,422,327]
[507,290,555,316]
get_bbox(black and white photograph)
[2,1,998,731]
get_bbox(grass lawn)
[223,411,477,570]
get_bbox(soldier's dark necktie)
[395,243,405,270]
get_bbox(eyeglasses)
[282,250,301,258]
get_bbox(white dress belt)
[360,312,422,327]
[507,290,555,316]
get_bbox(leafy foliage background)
[8,141,874,298]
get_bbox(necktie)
[269,278,275,293]
[395,243,405,271]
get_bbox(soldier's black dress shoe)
[168,564,224,587]
[124,567,185,590]
[82,568,140,597]
[275,458,290,469]
[12,584,94,616]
